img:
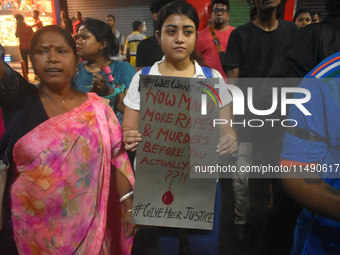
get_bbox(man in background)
[125,21,146,67]
[257,0,340,253]
[222,0,297,244]
[15,14,33,76]
[280,51,340,255]
[31,10,43,31]
[136,0,175,70]
[60,10,72,34]
[196,0,233,78]
[106,14,125,55]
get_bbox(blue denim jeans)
[158,181,221,255]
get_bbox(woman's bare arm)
[122,107,142,151]
[115,169,137,238]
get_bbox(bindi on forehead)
[50,44,54,48]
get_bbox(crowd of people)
[0,0,340,254]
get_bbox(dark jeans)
[257,181,302,255]
[257,134,302,255]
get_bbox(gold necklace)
[88,59,112,72]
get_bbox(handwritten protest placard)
[132,75,220,230]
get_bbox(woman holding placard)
[122,1,237,254]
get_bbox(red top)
[73,20,83,34]
[196,25,235,77]
[33,19,43,31]
[16,23,34,49]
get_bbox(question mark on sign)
[171,171,180,183]
[165,170,172,182]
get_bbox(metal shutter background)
[67,0,154,37]
[230,0,251,27]
[296,0,327,20]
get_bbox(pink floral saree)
[10,93,134,255]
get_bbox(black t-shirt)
[223,20,297,78]
[261,15,340,147]
[268,15,340,79]
[136,35,163,68]
[222,20,297,142]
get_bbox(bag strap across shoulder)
[209,25,222,53]
[286,126,329,145]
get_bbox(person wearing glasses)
[196,0,233,78]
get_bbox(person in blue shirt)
[280,51,340,254]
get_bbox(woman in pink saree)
[0,25,136,254]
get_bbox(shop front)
[0,0,59,62]
[66,0,154,39]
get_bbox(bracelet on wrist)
[119,191,134,203]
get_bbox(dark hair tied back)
[82,19,120,58]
